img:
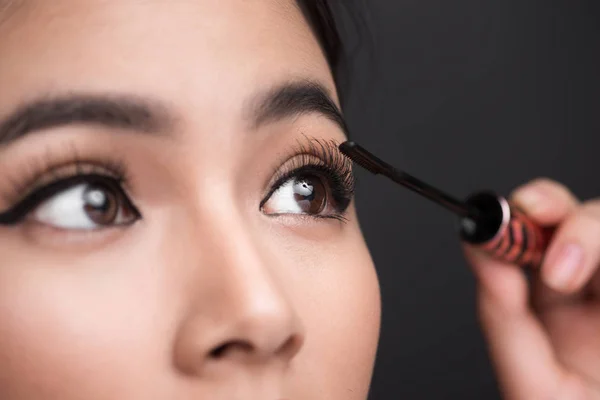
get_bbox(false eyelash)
[261,136,356,217]
[0,144,129,210]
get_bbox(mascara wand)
[339,141,552,268]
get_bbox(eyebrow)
[0,95,171,146]
[252,81,348,135]
[0,81,347,147]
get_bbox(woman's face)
[0,1,380,399]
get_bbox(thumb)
[464,246,570,399]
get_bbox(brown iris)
[292,176,327,214]
[82,183,121,225]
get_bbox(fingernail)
[546,244,584,290]
[515,186,546,210]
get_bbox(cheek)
[274,225,381,397]
[0,236,173,399]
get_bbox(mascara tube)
[459,191,553,268]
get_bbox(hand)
[464,178,600,400]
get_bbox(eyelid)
[260,137,355,218]
[1,155,128,209]
[0,173,131,226]
[264,137,354,190]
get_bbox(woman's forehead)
[0,0,305,27]
[0,0,336,117]
[0,0,318,53]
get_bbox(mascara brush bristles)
[338,141,479,219]
[339,141,386,175]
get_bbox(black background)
[338,1,600,399]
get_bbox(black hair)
[297,1,343,75]
[297,1,364,106]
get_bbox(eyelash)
[260,138,356,220]
[3,147,130,206]
[0,156,131,225]
[0,138,355,226]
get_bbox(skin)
[0,1,380,399]
[466,179,600,399]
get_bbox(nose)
[172,216,305,377]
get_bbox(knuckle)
[529,177,568,194]
[569,203,600,235]
[579,200,600,221]
[517,178,578,205]
[529,177,558,187]
[512,177,555,196]
[511,178,578,210]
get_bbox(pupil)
[83,184,118,225]
[293,176,326,214]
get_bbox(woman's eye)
[262,175,329,216]
[32,181,139,230]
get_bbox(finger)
[463,245,568,399]
[540,200,600,294]
[511,178,579,226]
[510,179,582,306]
[588,268,600,299]
[530,272,584,312]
